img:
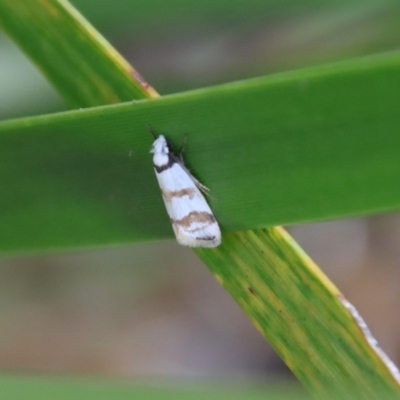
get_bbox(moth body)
[150,135,221,248]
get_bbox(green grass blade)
[0,0,158,108]
[0,53,399,251]
[196,228,400,398]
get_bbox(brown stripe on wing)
[171,211,216,228]
[162,188,196,202]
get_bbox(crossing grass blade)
[0,53,400,251]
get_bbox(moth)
[149,129,221,247]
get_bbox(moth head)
[150,135,169,155]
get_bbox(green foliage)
[0,0,399,398]
[0,375,310,400]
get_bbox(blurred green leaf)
[72,0,396,34]
[0,375,310,400]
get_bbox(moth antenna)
[178,134,188,161]
[146,124,158,139]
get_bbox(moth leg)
[187,170,211,194]
[194,179,211,194]
[178,134,188,162]
[178,135,211,195]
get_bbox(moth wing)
[155,162,220,247]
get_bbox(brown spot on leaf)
[248,287,256,296]
[130,68,158,96]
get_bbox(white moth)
[150,133,221,248]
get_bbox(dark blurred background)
[0,0,400,383]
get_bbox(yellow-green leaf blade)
[0,0,158,107]
[196,228,400,399]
